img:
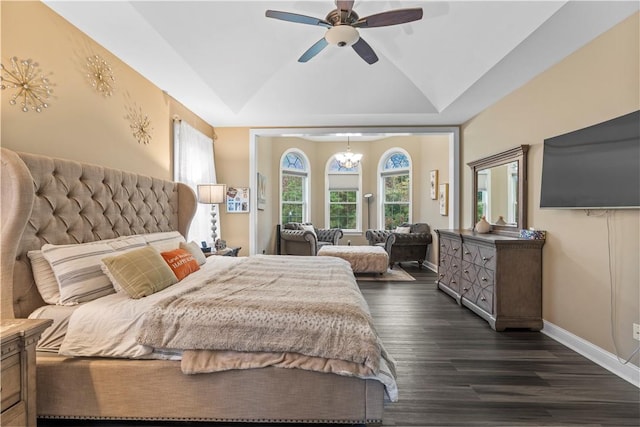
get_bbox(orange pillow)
[160,248,200,281]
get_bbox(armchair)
[366,223,432,269]
[279,222,343,256]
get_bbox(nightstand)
[205,246,241,257]
[1,318,52,427]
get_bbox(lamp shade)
[197,184,226,204]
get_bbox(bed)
[0,147,393,425]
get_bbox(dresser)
[1,319,52,427]
[436,229,545,331]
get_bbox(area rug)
[355,267,415,282]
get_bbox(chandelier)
[335,137,363,168]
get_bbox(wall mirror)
[468,145,529,234]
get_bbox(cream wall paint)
[461,13,639,366]
[1,2,215,180]
[214,127,251,256]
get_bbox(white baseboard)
[542,320,639,388]
[422,260,437,273]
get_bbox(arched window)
[379,149,412,229]
[325,157,361,231]
[280,149,310,224]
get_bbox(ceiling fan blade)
[353,8,423,28]
[265,10,332,28]
[336,0,355,23]
[352,37,378,64]
[298,38,329,63]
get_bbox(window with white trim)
[326,157,361,231]
[280,149,310,224]
[379,150,411,230]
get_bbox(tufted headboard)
[0,148,197,318]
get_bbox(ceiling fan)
[265,1,423,65]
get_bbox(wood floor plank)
[39,264,639,427]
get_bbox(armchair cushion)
[365,229,390,246]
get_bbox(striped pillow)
[27,250,60,305]
[101,246,178,299]
[143,231,186,252]
[41,242,116,305]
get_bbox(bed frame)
[0,148,384,425]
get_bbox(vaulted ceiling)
[43,1,638,128]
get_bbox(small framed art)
[429,170,438,200]
[226,187,249,213]
[257,172,267,211]
[439,183,449,216]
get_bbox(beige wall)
[461,13,639,365]
[1,1,215,180]
[214,127,251,256]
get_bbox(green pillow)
[102,246,178,299]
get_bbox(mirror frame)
[468,144,529,235]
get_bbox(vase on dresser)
[475,216,491,233]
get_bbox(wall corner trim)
[542,320,639,388]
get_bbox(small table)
[317,245,389,274]
[206,246,241,257]
[1,319,52,427]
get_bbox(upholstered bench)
[317,245,389,274]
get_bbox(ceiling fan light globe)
[325,25,359,47]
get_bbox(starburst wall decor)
[125,102,153,145]
[86,54,114,97]
[0,57,54,112]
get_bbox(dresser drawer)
[1,353,22,412]
[438,253,461,293]
[462,242,496,270]
[439,236,461,257]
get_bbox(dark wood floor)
[39,264,639,427]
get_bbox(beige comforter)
[137,255,390,374]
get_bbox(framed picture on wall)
[439,183,449,216]
[257,172,267,211]
[430,170,439,199]
[226,187,249,213]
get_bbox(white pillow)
[41,242,116,305]
[394,226,411,234]
[180,241,207,266]
[109,235,148,253]
[143,231,186,252]
[27,250,60,305]
[300,224,317,237]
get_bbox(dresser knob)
[463,287,468,291]
[451,280,457,284]
[481,297,486,301]
[453,248,458,252]
[464,251,470,255]
[482,256,492,261]
[439,273,444,278]
[463,269,468,274]
[481,277,487,282]
[452,264,458,268]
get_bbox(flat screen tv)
[540,110,640,209]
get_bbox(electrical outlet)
[633,323,640,341]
